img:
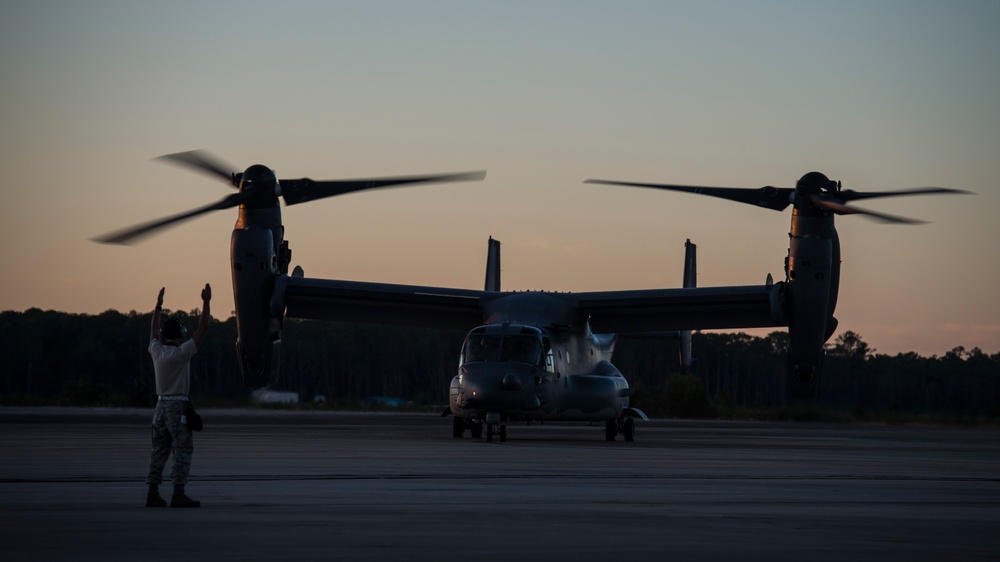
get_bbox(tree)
[828,331,873,359]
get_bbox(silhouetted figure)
[145,284,211,508]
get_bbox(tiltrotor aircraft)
[95,151,963,441]
[442,236,696,442]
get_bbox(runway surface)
[1,407,998,561]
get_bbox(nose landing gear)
[485,423,507,443]
[485,411,506,442]
[452,416,485,439]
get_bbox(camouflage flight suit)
[146,337,198,488]
[146,398,194,486]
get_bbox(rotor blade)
[836,187,970,202]
[809,196,925,225]
[584,179,794,211]
[155,150,238,186]
[93,191,252,245]
[279,170,487,205]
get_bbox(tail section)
[485,237,501,292]
[682,238,696,288]
[615,239,696,372]
[679,239,695,370]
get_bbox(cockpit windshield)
[501,335,542,364]
[461,333,543,366]
[463,335,502,363]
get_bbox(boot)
[170,485,201,508]
[145,484,167,508]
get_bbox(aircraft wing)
[278,276,487,331]
[277,276,785,334]
[571,284,786,334]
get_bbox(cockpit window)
[500,335,541,364]
[463,335,501,363]
[461,333,543,366]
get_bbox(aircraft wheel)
[605,420,617,441]
[486,424,494,443]
[471,421,483,439]
[452,416,465,438]
[623,418,635,442]
[499,425,507,442]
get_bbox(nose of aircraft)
[456,363,539,412]
[502,373,522,390]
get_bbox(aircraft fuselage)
[447,290,640,443]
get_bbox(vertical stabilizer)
[683,238,697,289]
[485,237,501,292]
[679,239,696,369]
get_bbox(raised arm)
[191,283,212,348]
[150,287,165,342]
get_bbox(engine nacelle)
[786,234,832,384]
[784,210,845,400]
[231,227,281,387]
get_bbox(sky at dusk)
[2,1,998,357]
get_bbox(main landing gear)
[605,417,635,442]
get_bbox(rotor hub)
[795,171,837,195]
[239,164,280,208]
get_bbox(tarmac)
[1,407,998,561]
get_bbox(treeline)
[1,308,998,417]
[0,309,465,406]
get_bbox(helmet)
[159,317,188,341]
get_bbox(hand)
[201,283,212,302]
[156,287,165,309]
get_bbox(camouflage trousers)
[145,399,194,486]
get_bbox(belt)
[158,395,189,401]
